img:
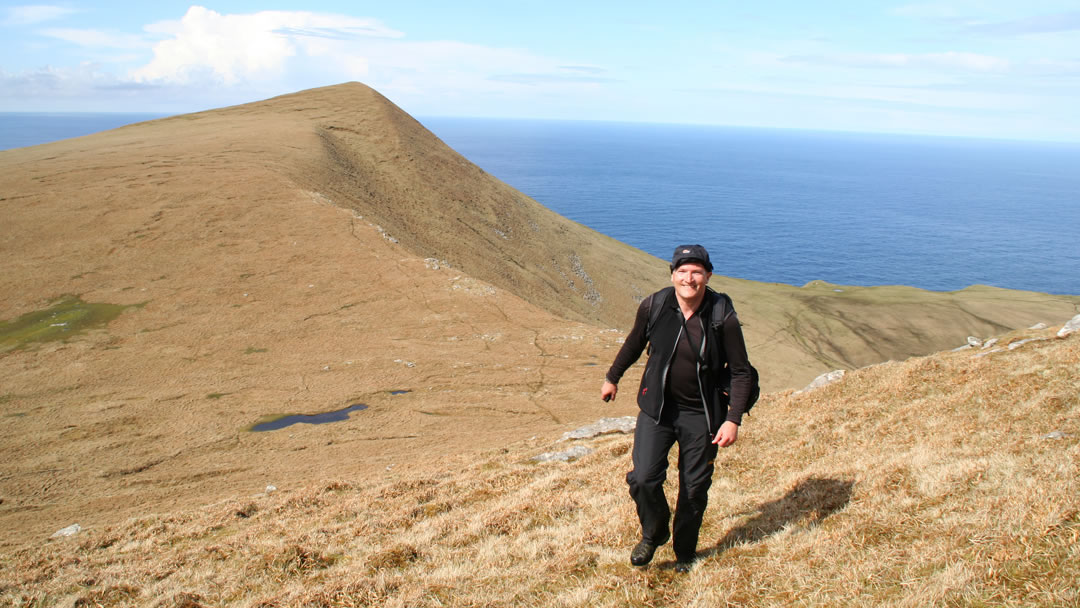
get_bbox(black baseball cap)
[670,244,713,272]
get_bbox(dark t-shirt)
[666,310,706,410]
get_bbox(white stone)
[560,416,637,441]
[982,338,999,349]
[533,445,593,463]
[51,524,81,538]
[966,336,983,347]
[974,348,1004,358]
[952,344,973,352]
[265,485,277,494]
[1008,338,1046,351]
[1029,323,1048,330]
[1058,314,1080,338]
[797,369,846,393]
[1042,431,1067,440]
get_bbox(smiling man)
[601,244,753,573]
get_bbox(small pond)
[250,404,368,432]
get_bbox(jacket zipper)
[655,324,683,424]
[695,315,712,434]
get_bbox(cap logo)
[682,249,690,253]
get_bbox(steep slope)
[5,322,1077,607]
[149,82,664,328]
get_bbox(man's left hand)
[712,421,738,447]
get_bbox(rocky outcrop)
[797,370,846,393]
[559,416,636,441]
[535,417,638,463]
[533,445,594,462]
[1058,314,1080,338]
[50,524,81,538]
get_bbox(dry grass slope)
[2,82,1078,593]
[5,326,1077,607]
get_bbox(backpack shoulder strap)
[645,287,674,340]
[709,288,736,330]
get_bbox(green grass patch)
[206,392,230,400]
[0,295,133,353]
[244,346,268,354]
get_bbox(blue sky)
[2,1,1079,141]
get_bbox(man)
[601,244,753,573]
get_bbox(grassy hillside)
[1,81,1078,558]
[4,324,1077,607]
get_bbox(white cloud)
[2,4,76,26]
[118,5,602,119]
[132,6,403,85]
[2,5,599,116]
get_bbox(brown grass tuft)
[366,544,421,571]
[73,584,140,607]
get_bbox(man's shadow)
[699,476,854,560]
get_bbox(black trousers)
[626,407,718,560]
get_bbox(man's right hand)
[601,381,618,402]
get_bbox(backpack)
[645,287,761,415]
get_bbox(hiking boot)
[629,540,658,566]
[674,552,696,573]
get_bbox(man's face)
[671,262,711,301]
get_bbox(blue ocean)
[421,118,1080,296]
[3,113,1078,295]
[0,113,165,150]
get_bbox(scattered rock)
[966,336,983,347]
[265,485,277,494]
[1059,314,1080,338]
[569,253,602,306]
[423,258,450,270]
[982,338,999,349]
[798,370,845,393]
[1008,338,1046,351]
[1042,431,1067,440]
[560,416,636,441]
[1029,322,1048,330]
[533,445,593,463]
[374,225,398,244]
[952,344,973,352]
[51,524,81,538]
[974,348,1004,358]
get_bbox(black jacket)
[606,287,753,434]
